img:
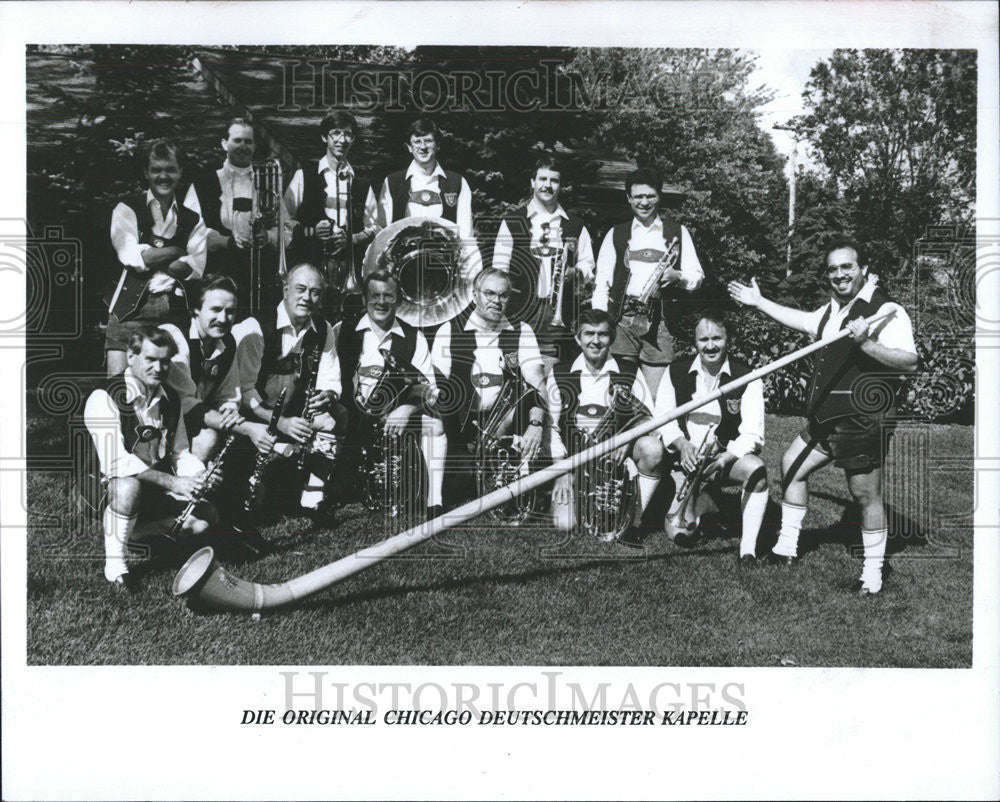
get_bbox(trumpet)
[168,433,236,536]
[244,388,288,514]
[538,221,570,329]
[251,159,288,315]
[627,235,680,319]
[666,423,719,537]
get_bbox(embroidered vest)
[385,168,463,224]
[337,313,419,419]
[668,357,751,448]
[254,306,327,416]
[552,358,646,445]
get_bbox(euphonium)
[580,382,638,541]
[250,158,288,315]
[628,235,680,319]
[168,432,236,536]
[666,423,720,537]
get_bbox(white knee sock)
[740,491,768,557]
[103,506,136,582]
[421,429,448,508]
[636,470,660,517]
[861,528,888,589]
[773,501,807,557]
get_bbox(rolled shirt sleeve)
[492,219,514,272]
[179,215,208,278]
[160,324,202,415]
[315,321,342,400]
[726,378,765,459]
[233,317,266,414]
[653,369,685,450]
[677,225,704,292]
[574,225,596,282]
[456,177,474,239]
[110,202,148,270]
[591,229,616,311]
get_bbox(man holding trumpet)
[654,310,769,564]
[728,238,918,594]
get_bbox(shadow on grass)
[798,492,929,558]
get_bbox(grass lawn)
[26,412,973,667]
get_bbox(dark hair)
[319,111,358,139]
[575,308,617,342]
[127,325,178,357]
[625,168,662,196]
[473,267,511,292]
[407,117,439,142]
[193,274,239,310]
[363,270,400,298]
[533,152,562,178]
[140,138,184,172]
[694,308,731,338]
[222,117,255,141]
[285,262,326,286]
[822,236,866,268]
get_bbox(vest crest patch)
[442,192,458,208]
[726,398,742,414]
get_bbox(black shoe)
[673,531,702,549]
[765,552,800,566]
[618,528,646,549]
[738,554,760,569]
[234,527,272,557]
[310,502,339,528]
[110,573,141,595]
[425,504,445,522]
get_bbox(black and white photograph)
[3,1,998,799]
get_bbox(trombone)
[250,158,288,315]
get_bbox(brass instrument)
[540,221,570,329]
[666,423,720,538]
[622,235,680,320]
[168,433,236,536]
[244,388,288,514]
[579,383,639,541]
[322,164,358,300]
[295,341,324,473]
[251,159,288,315]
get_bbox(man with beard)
[83,326,220,591]
[728,237,918,593]
[551,309,663,540]
[335,270,446,520]
[491,153,596,360]
[106,139,208,376]
[654,311,768,564]
[378,117,474,239]
[184,118,278,315]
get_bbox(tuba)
[579,382,639,541]
[250,159,288,315]
[665,423,720,539]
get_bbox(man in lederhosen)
[654,310,769,564]
[729,237,918,593]
[282,111,379,316]
[105,139,207,376]
[491,152,596,362]
[591,168,704,395]
[334,270,447,520]
[183,117,280,316]
[83,326,219,591]
[378,117,474,239]
[550,309,664,540]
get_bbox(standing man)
[83,327,219,591]
[335,270,447,519]
[106,139,208,376]
[551,309,663,541]
[728,237,918,593]
[282,112,379,315]
[378,118,474,239]
[654,311,769,564]
[184,117,278,316]
[235,263,346,518]
[591,168,704,394]
[492,153,596,361]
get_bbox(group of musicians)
[85,112,918,598]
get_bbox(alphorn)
[173,308,897,613]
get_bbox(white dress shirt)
[805,275,917,354]
[492,199,596,292]
[160,321,241,416]
[655,356,765,460]
[563,354,654,433]
[378,160,474,238]
[84,369,202,480]
[592,217,703,311]
[234,302,342,416]
[182,160,254,248]
[110,190,208,294]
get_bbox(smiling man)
[378,117,473,239]
[728,237,918,593]
[654,311,768,563]
[106,139,208,376]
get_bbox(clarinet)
[168,433,236,536]
[295,341,323,472]
[243,387,288,513]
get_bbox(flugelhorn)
[666,423,719,537]
[624,235,680,320]
[251,158,288,315]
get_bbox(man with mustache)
[106,139,208,376]
[378,117,474,239]
[491,153,596,361]
[235,263,346,519]
[183,118,278,316]
[591,168,704,394]
[550,309,664,540]
[654,311,769,564]
[83,326,220,591]
[728,237,918,593]
[335,270,446,520]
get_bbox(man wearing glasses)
[282,111,380,314]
